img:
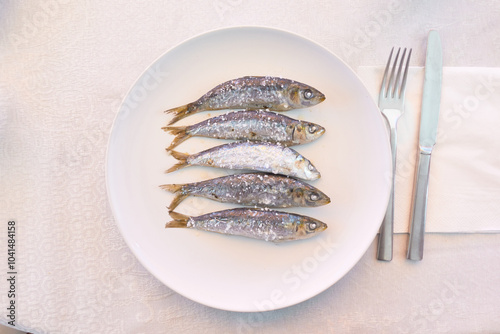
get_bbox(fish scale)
[160,172,330,210]
[166,141,321,181]
[164,76,326,125]
[166,208,328,242]
[163,110,325,150]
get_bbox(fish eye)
[308,222,317,230]
[309,193,319,201]
[307,125,317,133]
[303,89,314,100]
[308,163,315,171]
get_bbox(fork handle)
[377,124,398,261]
[407,150,432,261]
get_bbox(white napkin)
[357,67,500,233]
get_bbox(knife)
[407,30,443,261]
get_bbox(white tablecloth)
[1,1,500,333]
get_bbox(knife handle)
[407,150,432,261]
[377,124,398,261]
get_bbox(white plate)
[106,27,391,312]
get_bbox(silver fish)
[166,141,320,181]
[160,172,331,211]
[162,110,325,150]
[165,76,326,124]
[166,208,327,242]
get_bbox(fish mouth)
[309,196,331,207]
[322,197,331,206]
[316,223,328,233]
[310,171,321,181]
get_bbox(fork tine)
[379,47,394,101]
[400,49,412,99]
[387,48,401,98]
[393,48,407,97]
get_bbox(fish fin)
[165,104,195,125]
[162,126,191,150]
[159,184,189,210]
[159,183,183,193]
[165,150,189,173]
[165,211,190,228]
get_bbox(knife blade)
[407,30,443,261]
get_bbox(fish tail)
[159,184,189,211]
[162,126,191,150]
[165,150,190,173]
[165,103,196,125]
[165,211,190,228]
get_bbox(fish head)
[287,83,326,109]
[293,187,331,207]
[294,157,321,181]
[292,121,326,144]
[295,217,328,239]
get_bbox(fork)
[377,47,412,261]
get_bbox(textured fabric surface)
[1,1,500,333]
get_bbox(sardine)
[160,172,330,211]
[166,208,327,242]
[162,110,325,150]
[165,76,326,124]
[166,141,320,181]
